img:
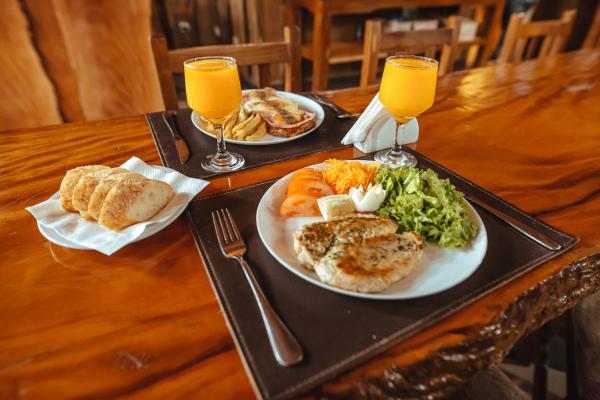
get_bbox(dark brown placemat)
[186,150,577,399]
[146,105,355,179]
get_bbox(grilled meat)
[293,214,423,293]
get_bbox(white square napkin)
[341,92,419,153]
[26,157,209,256]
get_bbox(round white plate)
[38,166,187,251]
[191,90,325,146]
[256,161,488,300]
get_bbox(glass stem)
[215,124,228,158]
[390,122,405,158]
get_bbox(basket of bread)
[26,157,208,255]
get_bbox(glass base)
[201,151,245,173]
[374,149,417,167]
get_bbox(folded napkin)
[341,92,419,153]
[26,157,208,256]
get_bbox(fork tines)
[211,208,244,249]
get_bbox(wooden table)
[1,49,599,399]
[286,0,505,90]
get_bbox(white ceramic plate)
[256,161,488,300]
[37,166,187,251]
[191,90,325,146]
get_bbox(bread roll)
[99,178,175,231]
[60,165,109,212]
[72,168,128,219]
[88,172,145,221]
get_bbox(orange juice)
[184,58,242,122]
[379,57,438,123]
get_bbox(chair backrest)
[583,6,600,49]
[359,18,461,88]
[151,25,301,110]
[498,10,577,64]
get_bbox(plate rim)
[191,89,325,146]
[255,160,489,300]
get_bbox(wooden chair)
[151,25,301,111]
[498,10,577,64]
[359,18,461,88]
[583,5,600,49]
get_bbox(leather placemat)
[146,106,355,180]
[186,150,577,399]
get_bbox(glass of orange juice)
[184,56,245,172]
[376,55,438,167]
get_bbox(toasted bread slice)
[72,168,128,219]
[243,88,316,138]
[59,165,109,212]
[88,172,144,221]
[98,178,174,231]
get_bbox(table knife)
[162,111,190,164]
[465,194,561,251]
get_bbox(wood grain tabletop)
[1,48,599,399]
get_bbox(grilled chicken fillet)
[293,214,423,293]
[293,214,396,269]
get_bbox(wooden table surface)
[1,49,600,399]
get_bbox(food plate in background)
[191,90,325,146]
[256,160,488,300]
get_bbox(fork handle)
[236,256,303,366]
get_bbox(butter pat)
[349,184,386,212]
[317,195,355,220]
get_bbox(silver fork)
[211,208,303,366]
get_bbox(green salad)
[375,166,478,247]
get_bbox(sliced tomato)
[287,177,335,197]
[280,194,320,217]
[292,168,323,181]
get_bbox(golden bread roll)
[72,168,129,219]
[88,172,145,221]
[98,178,175,231]
[60,165,110,212]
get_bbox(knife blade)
[465,194,561,251]
[162,111,190,164]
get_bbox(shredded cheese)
[321,160,379,194]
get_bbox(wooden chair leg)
[564,309,579,400]
[532,323,550,400]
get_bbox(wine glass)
[184,56,245,172]
[376,55,439,167]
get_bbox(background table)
[0,49,599,399]
[286,0,506,90]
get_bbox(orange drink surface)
[184,58,242,123]
[379,57,438,123]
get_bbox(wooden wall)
[1,0,164,131]
[0,0,63,130]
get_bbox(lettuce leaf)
[375,166,478,247]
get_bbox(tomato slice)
[292,168,323,181]
[287,177,334,197]
[280,194,320,217]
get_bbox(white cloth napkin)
[341,92,419,153]
[26,157,208,256]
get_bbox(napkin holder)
[354,117,419,153]
[341,92,419,153]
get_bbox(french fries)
[246,121,266,141]
[205,107,266,142]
